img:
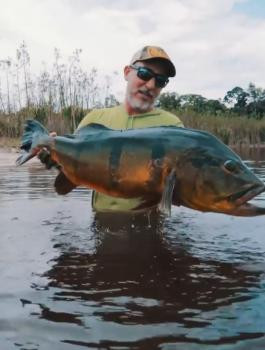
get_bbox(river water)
[0,149,265,350]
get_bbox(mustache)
[138,88,156,98]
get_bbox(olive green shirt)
[77,104,184,212]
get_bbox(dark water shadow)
[28,211,265,349]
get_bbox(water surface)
[0,149,265,350]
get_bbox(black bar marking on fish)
[151,143,165,161]
[109,141,123,188]
[149,143,166,186]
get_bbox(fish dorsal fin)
[75,123,112,136]
[54,171,77,195]
[158,169,176,216]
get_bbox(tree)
[223,86,249,114]
[246,83,265,119]
[158,92,180,110]
[179,94,207,113]
[204,99,227,115]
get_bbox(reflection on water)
[0,149,265,350]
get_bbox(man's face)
[124,60,168,114]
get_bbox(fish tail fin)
[16,119,50,166]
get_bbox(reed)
[1,43,264,149]
[0,43,118,143]
[177,110,265,146]
[0,107,89,140]
[1,108,265,148]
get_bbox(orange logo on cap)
[148,47,168,59]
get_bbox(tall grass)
[2,108,265,148]
[0,43,264,148]
[0,42,118,145]
[177,110,265,146]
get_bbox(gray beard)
[127,94,156,113]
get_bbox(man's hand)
[37,132,60,170]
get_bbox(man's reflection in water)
[91,209,164,259]
[35,210,263,344]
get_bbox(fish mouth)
[226,183,265,216]
[229,184,265,206]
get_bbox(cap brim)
[161,58,176,77]
[133,57,176,77]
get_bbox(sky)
[0,0,265,102]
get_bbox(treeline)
[0,42,265,147]
[0,42,118,138]
[157,84,265,146]
[158,83,265,119]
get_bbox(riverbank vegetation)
[1,43,265,148]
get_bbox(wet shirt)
[77,104,184,212]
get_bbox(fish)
[16,119,265,217]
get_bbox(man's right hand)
[37,132,60,169]
[38,148,59,169]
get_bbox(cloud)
[0,0,264,101]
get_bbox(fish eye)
[223,160,238,173]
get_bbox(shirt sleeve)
[158,109,184,128]
[173,116,184,127]
[76,110,101,130]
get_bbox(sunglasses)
[130,65,169,88]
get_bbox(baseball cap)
[130,45,176,77]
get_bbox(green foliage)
[0,41,264,147]
[158,92,180,110]
[159,83,265,120]
[224,86,249,112]
[177,110,265,146]
[62,106,86,132]
[33,106,48,124]
[223,83,265,119]
[159,92,227,116]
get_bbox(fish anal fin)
[54,172,77,195]
[158,169,176,216]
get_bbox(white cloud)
[0,0,264,101]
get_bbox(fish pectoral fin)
[158,169,176,216]
[54,172,77,195]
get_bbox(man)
[40,46,183,212]
[76,46,184,212]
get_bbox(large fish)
[16,119,265,216]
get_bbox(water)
[0,150,265,350]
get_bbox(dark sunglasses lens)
[155,76,168,88]
[135,66,168,88]
[137,67,153,81]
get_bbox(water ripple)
[0,151,265,349]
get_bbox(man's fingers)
[37,148,58,169]
[36,132,58,169]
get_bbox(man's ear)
[124,65,131,81]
